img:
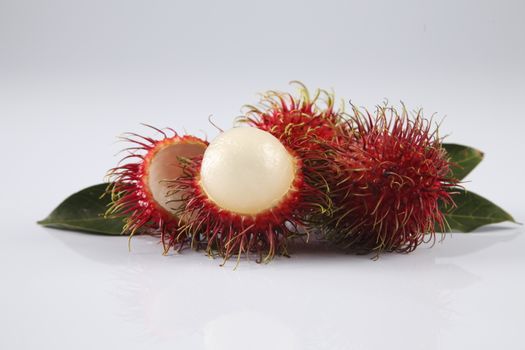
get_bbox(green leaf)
[441,190,516,232]
[38,183,125,235]
[442,143,484,180]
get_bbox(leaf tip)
[476,149,485,160]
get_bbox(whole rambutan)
[318,104,458,254]
[168,127,325,263]
[240,81,344,152]
[106,126,208,252]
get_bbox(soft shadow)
[432,228,523,258]
[45,225,523,266]
[279,227,523,262]
[45,228,165,264]
[463,224,521,233]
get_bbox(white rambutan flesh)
[199,127,296,216]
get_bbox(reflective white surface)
[1,224,524,350]
[1,0,525,348]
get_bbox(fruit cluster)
[106,83,461,263]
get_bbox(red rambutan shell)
[106,126,208,252]
[240,81,344,152]
[319,105,458,254]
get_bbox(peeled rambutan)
[318,105,458,254]
[168,126,323,263]
[106,126,208,252]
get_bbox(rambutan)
[317,105,458,254]
[106,126,208,252]
[168,127,324,263]
[240,81,343,152]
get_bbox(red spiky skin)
[320,106,458,254]
[106,127,208,252]
[170,148,320,263]
[242,83,343,152]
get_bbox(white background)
[1,1,524,349]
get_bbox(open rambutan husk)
[315,104,460,255]
[105,126,208,252]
